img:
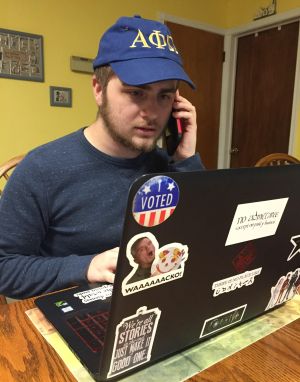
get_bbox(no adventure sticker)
[132,175,179,227]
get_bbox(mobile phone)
[164,115,182,156]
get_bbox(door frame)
[160,9,300,168]
[221,9,300,168]
[159,12,227,168]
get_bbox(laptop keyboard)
[66,310,110,353]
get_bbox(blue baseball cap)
[93,15,195,88]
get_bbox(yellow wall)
[0,0,300,163]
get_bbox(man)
[0,15,203,299]
[127,237,156,283]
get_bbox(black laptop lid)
[99,165,300,379]
[36,165,300,381]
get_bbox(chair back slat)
[0,154,25,196]
[255,153,300,167]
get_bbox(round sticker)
[132,175,179,227]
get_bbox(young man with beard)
[0,16,204,299]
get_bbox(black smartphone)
[164,115,182,156]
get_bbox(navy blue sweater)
[0,129,204,298]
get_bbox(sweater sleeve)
[169,152,205,172]
[0,155,94,299]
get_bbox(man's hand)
[172,91,197,161]
[86,247,119,283]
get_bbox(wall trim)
[158,12,226,35]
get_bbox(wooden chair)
[0,154,25,196]
[254,153,300,167]
[0,154,25,304]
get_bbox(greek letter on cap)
[166,35,178,54]
[129,29,179,54]
[130,29,151,48]
[149,30,167,49]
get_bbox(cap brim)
[111,58,195,89]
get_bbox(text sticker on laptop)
[225,198,288,246]
[200,304,247,338]
[132,175,179,227]
[107,306,161,378]
[212,267,262,297]
[122,232,189,296]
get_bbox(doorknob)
[230,147,239,154]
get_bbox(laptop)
[35,164,300,381]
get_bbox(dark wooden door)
[166,22,224,169]
[230,21,299,168]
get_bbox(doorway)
[230,21,299,167]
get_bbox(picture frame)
[0,28,44,82]
[50,86,72,107]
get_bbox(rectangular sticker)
[212,268,262,297]
[200,304,247,338]
[225,198,288,246]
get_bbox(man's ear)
[92,74,103,107]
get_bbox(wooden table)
[0,297,299,382]
[0,297,76,382]
[187,317,300,382]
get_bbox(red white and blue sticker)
[132,175,179,227]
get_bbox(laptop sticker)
[212,268,262,297]
[132,175,179,227]
[54,300,74,313]
[225,197,288,246]
[73,284,113,304]
[107,306,161,378]
[232,242,257,273]
[122,232,188,295]
[200,304,247,338]
[287,234,300,261]
[265,268,300,310]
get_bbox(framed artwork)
[0,28,44,82]
[50,86,72,107]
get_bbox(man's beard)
[98,92,162,153]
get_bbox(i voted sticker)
[132,176,179,227]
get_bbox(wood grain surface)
[0,298,76,382]
[187,318,300,382]
[0,298,299,382]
